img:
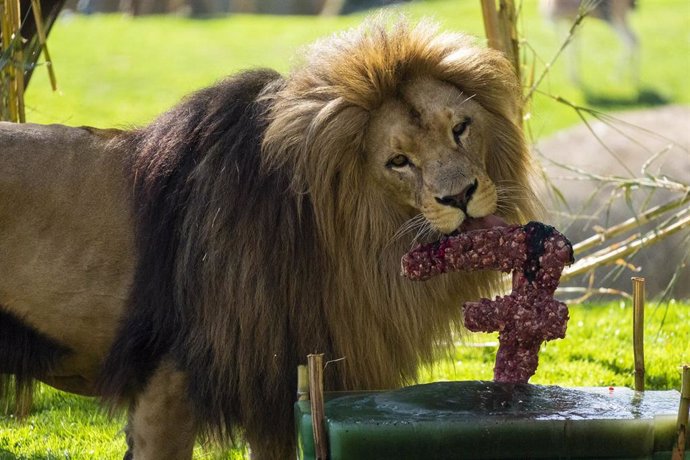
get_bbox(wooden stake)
[480,0,523,124]
[297,364,309,401]
[480,0,502,52]
[30,0,57,91]
[673,365,689,460]
[308,354,328,460]
[1,0,25,122]
[632,277,645,392]
[496,0,520,83]
[564,212,690,281]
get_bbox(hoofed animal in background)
[539,0,639,85]
[0,18,538,459]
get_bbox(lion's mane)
[99,18,537,455]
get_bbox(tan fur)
[0,122,134,394]
[0,18,539,458]
[128,360,197,459]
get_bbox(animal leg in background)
[539,0,639,86]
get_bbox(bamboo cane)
[308,354,328,460]
[496,0,520,83]
[30,0,57,90]
[1,0,25,122]
[480,0,502,51]
[672,365,689,460]
[632,277,645,392]
[573,196,690,254]
[297,364,309,402]
[563,211,690,280]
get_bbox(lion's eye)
[386,154,411,168]
[452,117,472,144]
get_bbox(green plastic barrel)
[295,381,686,459]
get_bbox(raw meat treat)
[401,221,574,383]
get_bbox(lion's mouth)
[450,214,507,236]
[403,214,510,274]
[407,214,507,255]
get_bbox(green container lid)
[295,381,685,459]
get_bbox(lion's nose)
[435,179,478,212]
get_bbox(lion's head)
[366,76,503,234]
[263,18,537,243]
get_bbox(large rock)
[535,105,690,300]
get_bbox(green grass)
[24,0,690,135]
[424,301,690,390]
[2,301,688,459]
[5,1,690,458]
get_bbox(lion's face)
[366,77,498,234]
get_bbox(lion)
[0,17,538,459]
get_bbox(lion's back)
[0,122,136,370]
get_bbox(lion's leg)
[247,434,295,460]
[127,359,197,460]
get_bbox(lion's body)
[0,19,537,459]
[0,123,133,395]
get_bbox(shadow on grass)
[0,449,18,459]
[583,87,669,108]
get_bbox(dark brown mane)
[98,69,323,440]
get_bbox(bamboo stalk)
[30,0,57,91]
[15,47,26,122]
[632,277,645,392]
[573,196,690,254]
[308,354,328,460]
[1,0,25,122]
[563,211,690,280]
[480,0,502,51]
[1,1,8,120]
[496,0,520,83]
[297,364,309,401]
[673,365,689,460]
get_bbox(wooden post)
[480,0,522,123]
[308,354,328,460]
[297,364,309,401]
[496,0,521,83]
[480,0,502,51]
[632,277,645,391]
[673,365,689,460]
[30,0,57,91]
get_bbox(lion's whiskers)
[386,214,427,249]
[410,219,438,248]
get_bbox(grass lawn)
[3,0,689,458]
[2,301,688,459]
